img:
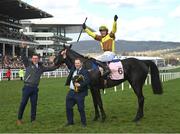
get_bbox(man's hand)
[82,23,86,30]
[60,49,67,59]
[114,15,118,21]
[20,42,27,48]
[74,82,80,87]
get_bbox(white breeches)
[96,51,116,62]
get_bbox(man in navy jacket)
[64,57,90,127]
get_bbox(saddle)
[90,56,124,81]
[108,59,124,80]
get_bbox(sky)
[25,0,180,42]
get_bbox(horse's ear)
[69,44,72,49]
[63,44,66,48]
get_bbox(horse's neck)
[67,50,91,69]
[67,50,85,62]
[70,50,83,57]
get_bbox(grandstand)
[0,0,90,69]
[21,21,87,57]
[0,0,53,68]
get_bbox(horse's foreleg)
[90,88,100,121]
[96,89,106,122]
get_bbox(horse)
[54,45,163,122]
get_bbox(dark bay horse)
[55,45,163,122]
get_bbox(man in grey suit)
[16,43,60,125]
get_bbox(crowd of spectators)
[0,55,67,69]
[0,26,33,42]
[1,55,24,69]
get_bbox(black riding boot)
[95,60,110,78]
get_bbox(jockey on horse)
[82,15,118,78]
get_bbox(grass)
[0,77,180,133]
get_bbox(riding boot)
[95,60,110,78]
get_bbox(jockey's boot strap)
[95,60,109,76]
[102,66,110,78]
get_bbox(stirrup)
[102,71,110,78]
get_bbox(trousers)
[18,85,38,121]
[66,90,86,125]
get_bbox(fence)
[104,72,180,94]
[0,68,69,81]
[1,69,180,92]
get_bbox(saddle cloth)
[108,60,124,80]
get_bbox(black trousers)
[18,85,38,121]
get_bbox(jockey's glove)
[82,23,86,29]
[114,15,118,21]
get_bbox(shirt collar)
[76,67,82,71]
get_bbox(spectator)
[6,67,11,81]
[18,68,25,81]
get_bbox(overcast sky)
[25,0,180,42]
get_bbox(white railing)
[106,72,180,94]
[42,69,69,78]
[0,68,69,81]
[0,69,180,92]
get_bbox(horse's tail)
[143,60,163,94]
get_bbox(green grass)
[0,78,180,133]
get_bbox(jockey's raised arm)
[83,15,118,52]
[82,15,118,78]
[111,15,118,34]
[83,24,97,40]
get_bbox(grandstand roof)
[0,0,53,20]
[21,20,95,33]
[30,23,87,34]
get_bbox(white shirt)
[70,69,78,90]
[35,64,38,68]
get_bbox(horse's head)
[53,44,72,66]
[54,44,85,66]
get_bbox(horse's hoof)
[93,116,100,121]
[101,118,105,122]
[132,115,143,122]
[132,118,139,122]
[101,116,106,122]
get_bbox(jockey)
[82,15,118,77]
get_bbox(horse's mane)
[67,48,88,60]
